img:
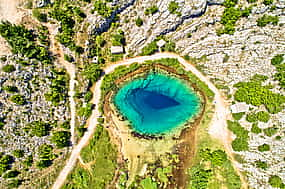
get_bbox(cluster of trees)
[0,117,5,130]
[145,5,159,15]
[45,69,68,105]
[50,3,85,52]
[83,63,103,83]
[140,37,176,56]
[189,165,213,189]
[78,103,94,118]
[93,0,114,18]
[25,121,51,137]
[251,122,262,134]
[271,54,285,88]
[263,126,278,137]
[234,80,285,114]
[2,64,16,73]
[112,30,126,46]
[227,120,249,151]
[37,25,49,46]
[168,1,181,16]
[51,131,71,148]
[36,144,56,169]
[12,150,24,158]
[246,111,270,123]
[199,148,228,166]
[10,94,26,105]
[0,22,52,64]
[257,15,279,27]
[255,160,268,170]
[232,112,245,120]
[218,6,251,35]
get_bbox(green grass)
[63,125,118,189]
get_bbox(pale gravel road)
[52,52,247,189]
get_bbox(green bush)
[232,112,245,120]
[135,17,143,27]
[140,177,158,189]
[2,65,16,73]
[189,165,213,189]
[26,121,51,137]
[0,154,14,176]
[257,15,279,27]
[168,1,180,15]
[145,6,158,15]
[64,54,74,62]
[140,41,158,55]
[263,126,278,137]
[234,80,285,114]
[251,123,262,134]
[223,0,238,8]
[255,160,268,170]
[263,0,273,5]
[22,155,33,167]
[10,95,26,105]
[271,54,284,65]
[78,103,93,117]
[51,131,71,148]
[227,121,249,151]
[12,150,24,158]
[93,0,113,18]
[83,64,103,83]
[3,170,20,178]
[3,86,18,93]
[258,144,270,152]
[7,179,21,188]
[84,91,93,102]
[247,0,257,3]
[268,175,285,188]
[32,9,47,22]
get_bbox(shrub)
[257,15,279,27]
[83,64,103,83]
[258,144,270,152]
[189,165,213,189]
[51,131,71,148]
[145,6,158,15]
[12,150,24,158]
[227,121,249,151]
[232,112,245,120]
[93,0,113,18]
[255,160,268,170]
[168,1,180,15]
[3,170,20,178]
[223,0,238,8]
[140,41,158,56]
[84,91,93,102]
[247,0,257,2]
[10,95,26,105]
[7,179,21,188]
[256,111,270,122]
[251,123,262,134]
[3,86,18,93]
[60,121,70,129]
[2,65,16,73]
[64,54,74,62]
[26,121,51,137]
[268,175,285,188]
[135,17,143,27]
[271,54,284,65]
[32,9,47,22]
[78,103,93,117]
[263,0,273,5]
[263,126,278,137]
[22,155,33,167]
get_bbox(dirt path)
[45,23,77,146]
[52,52,247,189]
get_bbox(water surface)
[114,72,201,135]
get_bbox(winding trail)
[46,24,77,146]
[52,52,247,189]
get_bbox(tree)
[83,64,103,83]
[258,144,270,152]
[263,0,273,5]
[140,41,158,55]
[271,54,284,65]
[269,175,285,188]
[2,65,16,73]
[3,86,18,93]
[27,121,51,137]
[12,150,24,158]
[257,15,279,27]
[3,170,20,178]
[10,95,26,105]
[32,9,47,22]
[135,17,143,27]
[145,6,159,15]
[51,131,71,148]
[255,160,268,170]
[168,1,180,15]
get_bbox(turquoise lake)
[114,72,201,135]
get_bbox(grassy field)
[62,125,118,189]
